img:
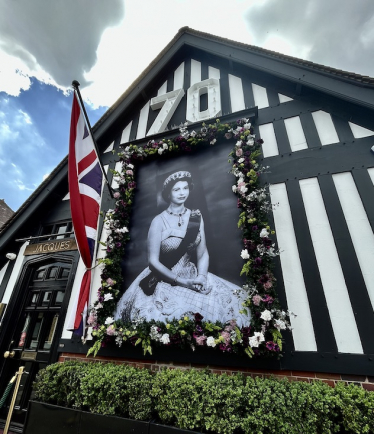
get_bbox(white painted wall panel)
[332,172,374,310]
[120,121,132,144]
[299,177,363,354]
[104,141,114,153]
[368,167,374,185]
[259,123,279,157]
[62,257,85,338]
[284,116,308,152]
[157,81,168,96]
[0,262,9,290]
[349,122,374,138]
[252,83,269,109]
[270,183,317,351]
[2,242,29,304]
[279,93,293,103]
[136,102,150,139]
[111,162,122,189]
[312,111,339,145]
[190,59,201,86]
[173,62,184,90]
[208,66,220,79]
[228,74,245,113]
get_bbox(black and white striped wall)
[96,56,374,370]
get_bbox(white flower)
[235,140,242,148]
[238,158,244,163]
[96,303,103,310]
[115,227,129,234]
[260,310,273,321]
[127,163,134,169]
[260,228,269,238]
[232,185,237,193]
[240,185,248,194]
[241,249,250,259]
[274,319,287,330]
[158,148,164,155]
[162,143,168,149]
[160,333,170,344]
[206,336,216,347]
[247,137,255,146]
[104,293,114,302]
[243,122,251,130]
[248,332,265,348]
[210,138,217,145]
[105,316,114,325]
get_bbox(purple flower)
[254,257,262,266]
[128,181,136,189]
[194,313,204,323]
[252,225,258,232]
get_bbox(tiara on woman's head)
[163,171,191,188]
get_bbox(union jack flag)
[68,91,102,334]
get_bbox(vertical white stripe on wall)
[62,257,86,338]
[120,121,133,144]
[312,111,339,145]
[0,262,9,293]
[270,183,317,351]
[284,116,308,152]
[299,177,363,354]
[368,167,374,185]
[190,59,201,86]
[228,74,245,113]
[332,172,374,309]
[252,84,269,109]
[111,162,122,189]
[104,141,114,153]
[259,123,279,157]
[279,94,293,103]
[157,81,168,96]
[2,242,29,304]
[349,122,374,138]
[173,62,184,90]
[208,66,220,79]
[136,102,150,139]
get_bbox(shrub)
[33,362,374,434]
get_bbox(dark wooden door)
[0,260,72,429]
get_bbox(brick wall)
[59,352,374,391]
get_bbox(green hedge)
[33,362,374,434]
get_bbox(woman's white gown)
[114,211,249,326]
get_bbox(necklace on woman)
[167,207,187,226]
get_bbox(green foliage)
[33,362,374,434]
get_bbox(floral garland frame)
[87,118,292,358]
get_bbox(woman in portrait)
[114,170,249,326]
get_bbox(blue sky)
[1,0,373,211]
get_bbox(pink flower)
[106,278,115,286]
[195,335,207,346]
[106,325,116,336]
[263,281,273,290]
[236,148,243,157]
[126,170,133,176]
[87,314,96,326]
[252,295,262,306]
[113,192,120,198]
[221,331,231,345]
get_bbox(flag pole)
[72,80,114,198]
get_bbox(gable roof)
[1,27,374,252]
[92,27,374,140]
